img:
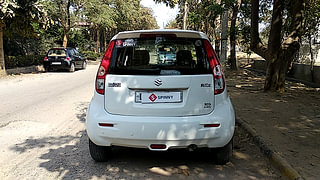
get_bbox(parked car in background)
[86,29,235,164]
[157,47,176,65]
[43,47,87,72]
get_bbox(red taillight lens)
[203,123,220,128]
[96,40,115,95]
[203,40,225,95]
[44,57,48,61]
[98,123,114,127]
[150,144,167,149]
[66,57,71,61]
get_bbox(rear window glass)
[108,37,211,75]
[48,49,67,57]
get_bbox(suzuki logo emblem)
[154,79,162,86]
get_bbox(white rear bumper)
[86,92,235,150]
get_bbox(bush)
[82,51,99,61]
[4,55,45,69]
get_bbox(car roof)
[49,47,74,50]
[111,29,209,40]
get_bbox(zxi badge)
[154,79,162,86]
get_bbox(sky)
[140,0,179,29]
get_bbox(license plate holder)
[135,91,182,103]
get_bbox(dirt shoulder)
[226,64,320,179]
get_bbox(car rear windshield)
[108,37,211,75]
[48,49,67,57]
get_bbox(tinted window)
[109,37,211,75]
[48,49,66,57]
[68,49,75,56]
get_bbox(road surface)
[0,64,280,179]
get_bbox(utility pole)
[220,9,228,66]
[183,1,188,30]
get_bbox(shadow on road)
[9,102,279,179]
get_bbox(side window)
[74,49,80,56]
[69,49,75,56]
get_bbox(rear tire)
[212,138,233,165]
[45,67,50,72]
[89,139,111,162]
[69,63,75,72]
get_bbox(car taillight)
[95,40,115,95]
[66,57,71,61]
[44,57,48,61]
[203,40,225,95]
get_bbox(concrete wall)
[291,64,320,84]
[251,60,320,86]
[295,41,320,66]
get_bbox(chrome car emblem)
[154,79,162,86]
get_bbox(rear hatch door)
[104,37,214,117]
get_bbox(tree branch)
[250,0,268,60]
[268,0,283,55]
[281,0,305,64]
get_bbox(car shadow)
[9,102,278,179]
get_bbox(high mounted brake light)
[95,40,115,95]
[203,40,225,95]
[139,34,177,38]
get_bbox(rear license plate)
[51,62,61,65]
[135,91,182,103]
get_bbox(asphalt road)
[0,64,280,179]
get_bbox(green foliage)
[82,51,99,60]
[113,0,158,32]
[238,0,252,54]
[154,0,179,8]
[304,0,320,37]
[68,28,89,49]
[4,55,45,69]
[0,0,19,20]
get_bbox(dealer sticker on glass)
[135,91,182,103]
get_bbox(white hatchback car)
[86,29,235,164]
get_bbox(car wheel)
[82,61,87,70]
[89,139,111,162]
[211,138,233,165]
[69,63,75,72]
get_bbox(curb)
[6,65,45,75]
[236,118,305,180]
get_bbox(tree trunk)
[0,22,6,76]
[183,1,188,30]
[102,28,106,52]
[62,31,68,48]
[229,0,241,70]
[264,51,287,92]
[250,0,305,92]
[215,39,220,58]
[96,28,100,53]
[220,9,228,66]
[308,34,314,82]
[59,0,70,48]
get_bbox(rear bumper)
[86,92,235,151]
[43,61,71,69]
